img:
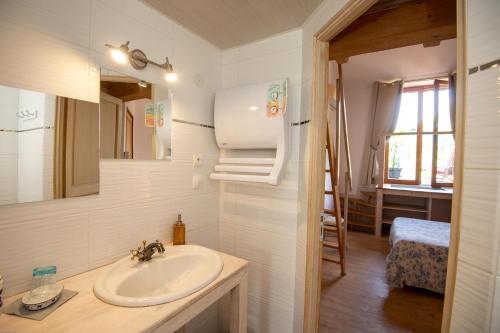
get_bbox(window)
[385,79,454,187]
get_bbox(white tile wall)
[0,0,398,331]
[451,261,495,332]
[0,153,18,205]
[17,130,45,203]
[0,86,19,205]
[492,276,500,332]
[464,68,500,170]
[458,169,500,274]
[0,121,220,293]
[0,2,97,103]
[0,85,19,130]
[466,0,500,67]
[0,6,221,333]
[219,29,305,333]
[451,1,500,332]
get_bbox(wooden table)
[375,185,453,237]
[0,252,248,333]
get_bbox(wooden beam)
[329,0,456,61]
[100,81,152,102]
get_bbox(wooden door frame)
[100,92,123,159]
[441,0,466,331]
[125,108,134,159]
[303,0,466,332]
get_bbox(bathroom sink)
[93,245,223,307]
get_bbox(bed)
[386,217,450,294]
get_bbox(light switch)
[193,154,202,168]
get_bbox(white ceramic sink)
[94,245,223,307]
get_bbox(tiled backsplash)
[0,0,222,305]
[219,29,305,333]
[0,122,219,297]
[451,0,500,331]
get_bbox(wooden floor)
[320,231,444,333]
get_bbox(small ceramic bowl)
[22,284,63,311]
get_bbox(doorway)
[304,0,466,332]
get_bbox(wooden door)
[65,98,99,197]
[124,109,134,159]
[53,97,99,198]
[100,92,123,158]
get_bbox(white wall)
[329,40,457,197]
[0,4,221,333]
[3,0,496,332]
[450,1,500,332]
[0,86,19,205]
[17,89,54,203]
[219,29,304,333]
[125,98,155,160]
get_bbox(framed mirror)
[0,84,100,205]
[100,69,172,160]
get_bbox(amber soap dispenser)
[173,214,185,245]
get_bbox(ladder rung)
[360,191,376,198]
[342,209,375,218]
[323,225,337,232]
[323,240,339,249]
[323,254,341,264]
[340,197,376,208]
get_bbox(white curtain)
[364,80,403,186]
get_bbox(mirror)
[0,84,99,205]
[100,69,172,160]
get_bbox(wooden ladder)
[322,63,352,276]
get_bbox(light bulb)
[165,72,177,82]
[111,49,127,64]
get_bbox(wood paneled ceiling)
[329,0,457,62]
[143,0,323,49]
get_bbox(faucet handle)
[130,249,138,260]
[142,240,147,249]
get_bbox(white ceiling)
[143,0,323,49]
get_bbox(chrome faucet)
[130,240,165,262]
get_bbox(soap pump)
[173,214,185,245]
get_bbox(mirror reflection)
[0,84,99,205]
[100,69,172,160]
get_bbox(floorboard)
[320,232,444,333]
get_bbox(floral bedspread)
[386,217,450,294]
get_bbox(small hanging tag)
[266,80,287,118]
[145,103,155,127]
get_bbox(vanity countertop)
[0,251,248,333]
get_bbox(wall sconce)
[105,41,177,82]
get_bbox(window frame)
[384,79,454,187]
